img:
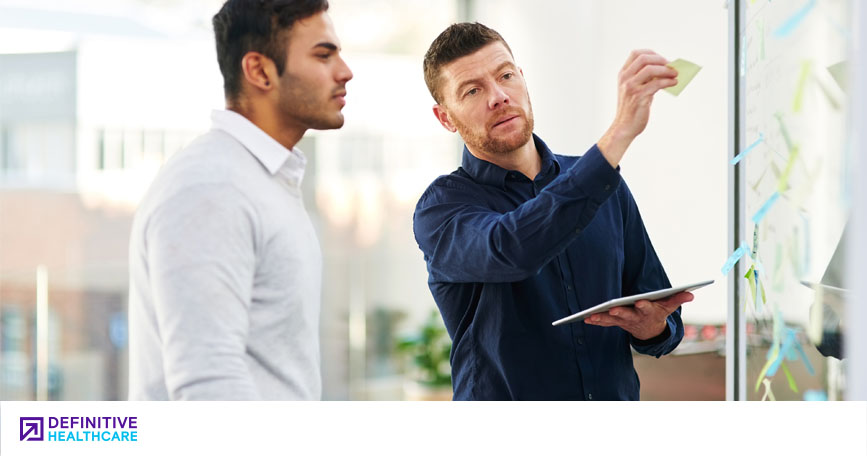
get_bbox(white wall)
[473,0,729,324]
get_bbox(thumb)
[665,292,694,308]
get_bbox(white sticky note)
[665,59,702,96]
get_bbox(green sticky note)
[745,266,757,307]
[781,362,799,393]
[665,59,702,96]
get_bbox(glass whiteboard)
[736,0,851,401]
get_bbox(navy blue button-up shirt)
[413,135,683,400]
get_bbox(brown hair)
[423,22,513,104]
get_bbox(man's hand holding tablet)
[584,291,695,341]
[551,280,714,341]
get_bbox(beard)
[452,102,534,157]
[278,69,346,130]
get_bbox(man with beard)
[128,0,352,400]
[413,22,694,400]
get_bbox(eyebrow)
[313,42,339,52]
[454,61,516,96]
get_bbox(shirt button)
[587,393,593,400]
[566,284,572,291]
[604,184,611,191]
[577,337,584,345]
[575,228,581,235]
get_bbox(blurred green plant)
[396,310,452,388]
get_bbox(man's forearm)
[597,126,634,169]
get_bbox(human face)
[276,12,353,130]
[433,42,534,156]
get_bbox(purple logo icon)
[20,417,44,441]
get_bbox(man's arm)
[147,183,260,399]
[414,145,621,283]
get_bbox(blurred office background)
[0,0,730,400]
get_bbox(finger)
[640,76,678,96]
[584,312,626,327]
[608,305,643,323]
[634,63,678,86]
[622,53,668,81]
[662,292,695,306]
[637,76,677,98]
[634,299,657,316]
[652,292,694,313]
[620,49,658,73]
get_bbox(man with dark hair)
[128,0,352,400]
[413,22,694,400]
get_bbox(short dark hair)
[423,22,513,104]
[212,0,329,100]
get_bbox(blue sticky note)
[804,390,828,401]
[731,133,765,165]
[767,329,798,377]
[752,192,781,224]
[774,0,817,38]
[721,242,751,275]
[793,336,815,375]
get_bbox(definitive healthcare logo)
[19,415,138,442]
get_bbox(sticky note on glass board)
[664,59,702,96]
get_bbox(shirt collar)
[461,133,561,188]
[210,109,307,187]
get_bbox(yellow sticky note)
[792,61,812,113]
[664,59,702,96]
[777,145,799,192]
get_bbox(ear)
[240,52,277,92]
[432,104,457,133]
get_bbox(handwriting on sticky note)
[664,59,702,96]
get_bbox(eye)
[316,53,331,60]
[465,88,479,97]
[502,72,514,80]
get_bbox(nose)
[488,83,509,110]
[336,56,353,84]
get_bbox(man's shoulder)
[552,152,581,167]
[415,168,483,209]
[167,129,256,174]
[137,130,263,217]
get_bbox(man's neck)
[228,102,306,151]
[469,137,541,181]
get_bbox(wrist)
[632,323,671,346]
[597,126,634,168]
